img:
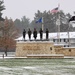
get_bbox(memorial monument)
[15,29,64,58]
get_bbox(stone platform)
[15,41,64,58]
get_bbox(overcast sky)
[2,0,75,21]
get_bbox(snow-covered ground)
[0,58,75,75]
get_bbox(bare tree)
[0,17,18,56]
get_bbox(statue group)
[23,28,49,41]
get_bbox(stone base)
[16,41,55,57]
[27,54,64,58]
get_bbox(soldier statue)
[39,28,43,40]
[33,28,37,40]
[28,28,32,40]
[23,29,26,41]
[46,28,49,40]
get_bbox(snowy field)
[0,58,75,75]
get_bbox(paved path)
[0,52,75,59]
[0,56,75,59]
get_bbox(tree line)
[14,10,75,34]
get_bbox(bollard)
[3,54,4,59]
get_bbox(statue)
[39,28,43,40]
[28,28,32,40]
[46,28,49,40]
[33,28,37,40]
[23,29,26,41]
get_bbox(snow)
[16,32,75,41]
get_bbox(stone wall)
[54,45,64,54]
[54,45,75,56]
[63,47,75,56]
[15,41,55,57]
[15,41,75,57]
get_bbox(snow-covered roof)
[16,32,75,40]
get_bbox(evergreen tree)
[31,10,72,32]
[14,16,30,34]
[0,0,5,21]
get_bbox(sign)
[23,46,41,50]
[56,19,60,26]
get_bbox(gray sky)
[2,0,75,21]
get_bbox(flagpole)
[57,4,60,44]
[67,23,70,47]
[42,17,44,31]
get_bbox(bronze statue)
[23,29,26,41]
[28,28,32,40]
[46,28,49,40]
[33,28,37,40]
[39,28,43,40]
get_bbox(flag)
[51,7,59,13]
[69,16,75,22]
[69,16,75,27]
[36,17,42,23]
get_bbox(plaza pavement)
[0,52,75,59]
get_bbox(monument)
[15,41,64,58]
[15,29,64,58]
